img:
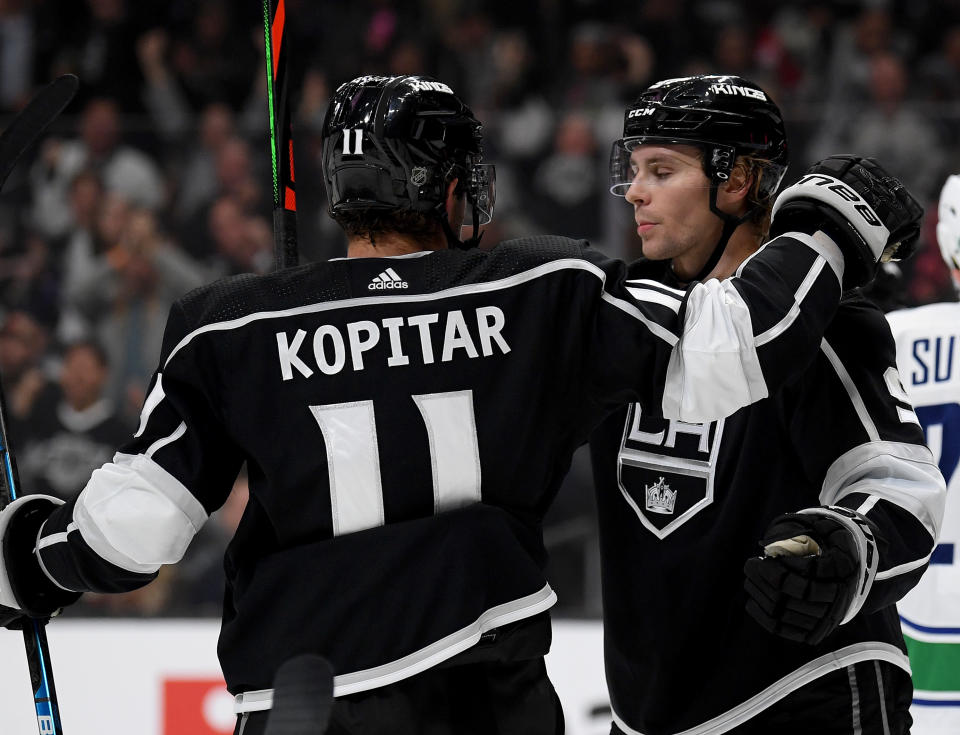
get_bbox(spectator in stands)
[17,339,130,500]
[0,309,58,442]
[30,96,166,239]
[65,206,205,417]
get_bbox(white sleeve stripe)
[146,422,187,458]
[625,278,686,298]
[135,375,165,438]
[600,291,679,346]
[856,495,881,515]
[624,285,681,313]
[73,454,208,574]
[820,338,880,441]
[823,441,945,541]
[755,257,826,347]
[35,520,79,592]
[876,553,933,581]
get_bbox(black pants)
[611,659,912,735]
[234,655,564,735]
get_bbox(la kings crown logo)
[645,477,677,515]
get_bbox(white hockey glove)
[770,155,923,290]
[0,495,80,628]
[743,506,879,645]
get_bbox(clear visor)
[468,163,496,225]
[608,138,714,197]
[609,139,637,197]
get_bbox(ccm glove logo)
[794,174,883,228]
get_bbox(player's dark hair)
[332,208,444,244]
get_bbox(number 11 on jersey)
[310,389,482,535]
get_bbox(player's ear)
[718,160,753,213]
[445,178,464,219]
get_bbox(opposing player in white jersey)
[887,174,960,734]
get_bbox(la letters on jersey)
[276,305,510,379]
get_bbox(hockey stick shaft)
[263,0,299,270]
[0,73,79,735]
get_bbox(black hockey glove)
[0,495,81,628]
[769,155,923,290]
[743,507,879,646]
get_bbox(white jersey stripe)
[821,338,880,441]
[233,583,557,710]
[755,256,826,347]
[135,375,166,438]
[164,259,624,367]
[625,286,682,313]
[610,642,909,735]
[146,421,188,458]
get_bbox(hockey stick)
[0,73,80,735]
[264,655,335,735]
[262,0,299,270]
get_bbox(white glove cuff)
[797,505,880,625]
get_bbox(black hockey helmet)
[321,75,495,248]
[610,75,788,281]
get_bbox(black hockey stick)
[264,655,335,735]
[0,73,79,735]
[262,0,299,270]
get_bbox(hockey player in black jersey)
[0,74,897,734]
[591,74,946,735]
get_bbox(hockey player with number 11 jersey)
[0,74,910,734]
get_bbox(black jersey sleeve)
[781,298,946,616]
[582,230,846,423]
[32,301,244,594]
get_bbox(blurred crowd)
[0,0,956,617]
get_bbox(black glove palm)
[743,511,868,646]
[770,155,923,290]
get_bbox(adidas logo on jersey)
[645,477,678,515]
[368,268,409,290]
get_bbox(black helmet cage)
[322,75,495,248]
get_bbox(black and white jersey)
[30,233,846,702]
[590,261,947,735]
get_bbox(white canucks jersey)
[887,302,960,734]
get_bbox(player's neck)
[697,221,765,282]
[347,232,447,258]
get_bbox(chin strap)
[685,183,756,283]
[434,194,483,250]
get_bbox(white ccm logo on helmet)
[709,83,767,100]
[408,80,454,94]
[628,107,656,118]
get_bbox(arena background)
[0,1,956,732]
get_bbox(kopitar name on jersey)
[276,305,511,379]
